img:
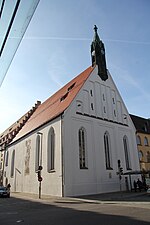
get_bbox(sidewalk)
[78,191,149,202]
[11,190,149,203]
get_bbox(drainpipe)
[61,113,65,197]
[1,146,6,186]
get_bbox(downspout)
[61,113,65,197]
[2,146,6,186]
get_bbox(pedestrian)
[137,178,142,192]
[133,180,137,192]
[142,179,147,191]
[7,183,11,191]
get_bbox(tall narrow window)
[10,150,15,177]
[103,94,105,101]
[79,127,88,169]
[144,137,149,146]
[112,98,115,104]
[90,90,93,96]
[104,131,112,169]
[136,135,141,145]
[123,135,131,170]
[35,135,40,172]
[91,103,94,110]
[5,151,9,167]
[47,127,55,172]
[147,151,150,163]
[138,150,143,162]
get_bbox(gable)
[72,66,133,128]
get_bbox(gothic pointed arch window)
[144,137,149,146]
[10,150,15,177]
[136,135,141,145]
[35,135,40,172]
[5,151,9,167]
[123,135,131,170]
[138,150,143,162]
[78,127,88,169]
[147,151,150,163]
[104,131,113,170]
[47,127,55,172]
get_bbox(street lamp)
[36,132,43,199]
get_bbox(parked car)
[0,186,10,198]
[147,187,150,195]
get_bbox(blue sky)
[0,0,150,133]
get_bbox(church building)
[0,26,140,197]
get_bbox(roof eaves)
[0,101,41,150]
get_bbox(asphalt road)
[0,195,150,225]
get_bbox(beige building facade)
[130,114,150,177]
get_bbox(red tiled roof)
[0,101,41,149]
[13,66,95,142]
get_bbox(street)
[0,193,150,225]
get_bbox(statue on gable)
[91,25,108,81]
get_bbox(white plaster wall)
[4,116,63,197]
[3,66,140,197]
[63,66,140,196]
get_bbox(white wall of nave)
[4,116,63,196]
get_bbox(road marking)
[16,219,24,223]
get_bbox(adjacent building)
[130,114,150,176]
[0,27,140,197]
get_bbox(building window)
[123,114,128,125]
[144,123,148,132]
[144,137,149,146]
[136,135,141,145]
[103,94,105,101]
[112,98,115,104]
[47,127,55,172]
[76,100,83,113]
[79,127,88,169]
[10,150,15,177]
[104,131,112,170]
[123,135,131,170]
[90,90,93,96]
[35,135,40,172]
[104,106,106,113]
[138,150,143,161]
[5,151,9,167]
[67,82,75,92]
[91,103,94,110]
[147,151,150,163]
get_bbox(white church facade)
[0,27,140,197]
